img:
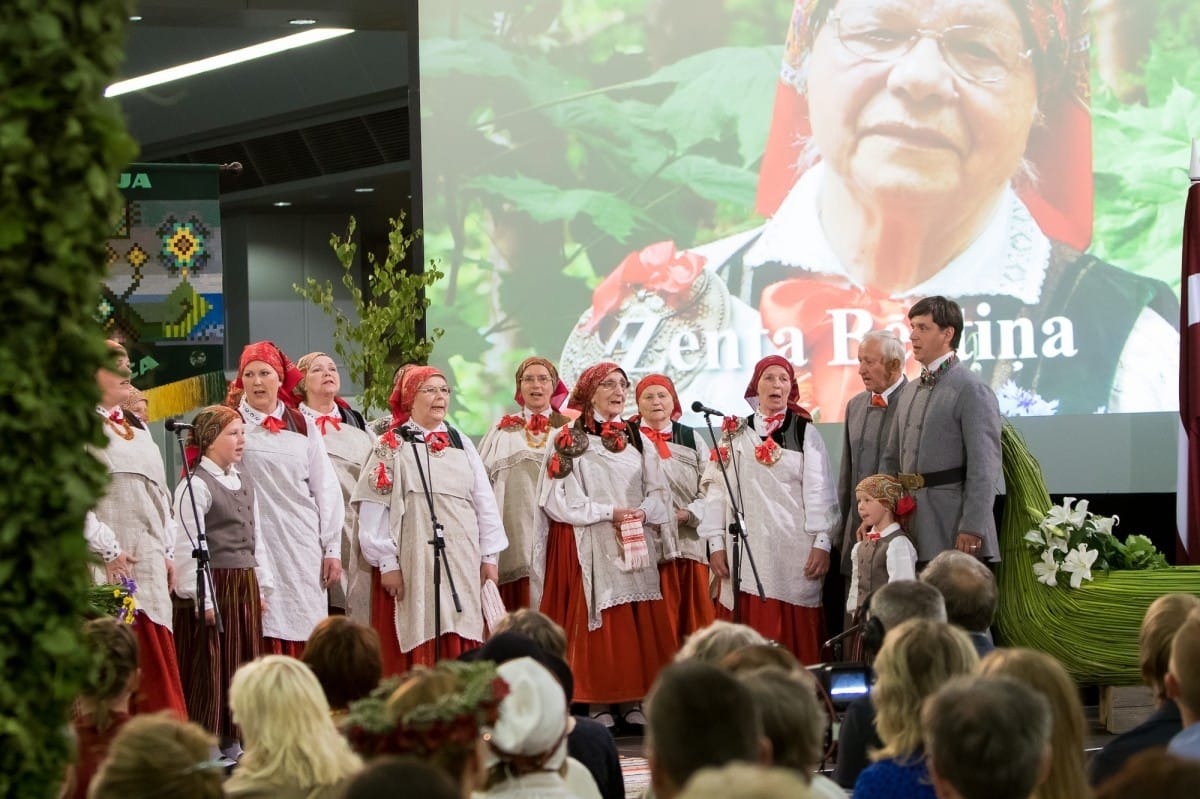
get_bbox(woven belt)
[897,467,966,491]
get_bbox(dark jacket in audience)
[1088,699,1182,786]
[569,715,624,799]
[834,696,883,788]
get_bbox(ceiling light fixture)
[288,18,318,26]
[105,28,354,98]
[354,187,375,193]
[272,201,293,207]
[129,15,143,22]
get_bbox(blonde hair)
[676,621,768,664]
[492,609,568,659]
[675,763,816,799]
[1169,609,1200,714]
[1140,593,1200,700]
[736,667,824,778]
[88,714,223,799]
[228,656,362,790]
[980,648,1088,799]
[871,620,979,761]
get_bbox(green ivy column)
[0,2,137,794]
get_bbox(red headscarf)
[568,362,627,421]
[389,365,445,428]
[514,357,570,412]
[744,355,812,421]
[756,0,1091,252]
[635,374,683,423]
[227,341,302,409]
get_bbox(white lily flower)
[1024,529,1046,547]
[1092,514,1119,536]
[1033,549,1060,587]
[1061,544,1098,588]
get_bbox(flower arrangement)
[86,575,137,623]
[1023,497,1167,588]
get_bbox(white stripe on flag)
[1190,273,1200,327]
[1180,420,1190,556]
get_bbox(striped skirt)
[173,568,262,740]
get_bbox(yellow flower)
[113,589,121,597]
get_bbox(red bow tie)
[108,410,123,423]
[871,393,887,408]
[315,415,341,434]
[763,413,785,433]
[600,420,626,436]
[261,415,285,433]
[426,431,450,453]
[641,427,672,459]
[527,414,550,435]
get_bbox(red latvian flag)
[1179,177,1200,564]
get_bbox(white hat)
[487,657,569,771]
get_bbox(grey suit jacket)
[836,377,906,575]
[880,360,1002,561]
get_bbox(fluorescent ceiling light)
[105,28,353,97]
[289,18,318,25]
[272,201,292,207]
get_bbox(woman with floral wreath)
[294,351,374,621]
[171,404,274,757]
[226,341,344,657]
[478,357,572,610]
[532,361,675,727]
[699,354,839,664]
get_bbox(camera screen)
[829,670,870,701]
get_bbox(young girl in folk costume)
[532,361,676,727]
[845,474,918,617]
[63,618,139,799]
[699,354,840,665]
[352,365,508,675]
[85,340,186,716]
[631,374,716,641]
[478,357,572,610]
[171,405,273,757]
[294,352,374,621]
[226,341,344,658]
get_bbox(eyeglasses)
[520,375,553,384]
[418,386,452,397]
[828,12,1032,84]
[597,379,629,391]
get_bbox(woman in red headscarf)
[478,357,572,610]
[698,355,839,664]
[171,405,273,756]
[85,340,186,717]
[532,362,676,727]
[352,365,508,675]
[226,341,344,657]
[630,374,716,641]
[561,0,1177,421]
[294,351,374,621]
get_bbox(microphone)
[164,418,193,432]
[690,400,725,417]
[394,425,421,442]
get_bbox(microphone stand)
[400,426,461,662]
[699,412,766,624]
[170,428,223,635]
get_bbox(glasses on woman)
[418,386,452,397]
[597,378,629,391]
[828,11,1032,84]
[520,375,553,384]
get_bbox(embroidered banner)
[103,163,225,420]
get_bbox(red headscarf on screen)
[756,0,1091,251]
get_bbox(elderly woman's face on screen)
[806,0,1038,210]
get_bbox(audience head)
[484,657,570,787]
[736,667,825,781]
[302,616,383,713]
[871,619,979,761]
[675,763,816,799]
[1165,608,1200,720]
[979,648,1087,799]
[676,620,768,664]
[646,660,766,799]
[920,550,998,633]
[1093,749,1200,799]
[862,580,946,657]
[490,609,568,660]
[87,713,224,799]
[229,655,362,790]
[720,644,803,676]
[343,659,507,794]
[476,631,574,704]
[339,755,458,799]
[922,675,1051,799]
[79,617,139,732]
[1138,593,1200,701]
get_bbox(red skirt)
[715,593,825,666]
[173,568,262,739]
[263,637,306,659]
[540,521,676,704]
[370,569,479,676]
[131,612,187,718]
[664,559,716,642]
[498,577,530,612]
